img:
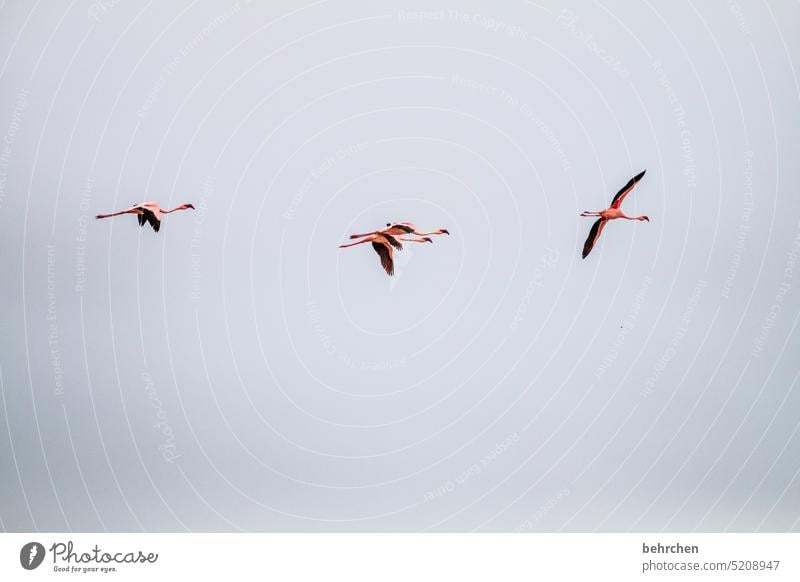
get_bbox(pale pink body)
[581,208,645,221]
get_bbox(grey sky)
[0,0,798,532]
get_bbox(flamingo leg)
[349,231,380,239]
[95,209,138,219]
[339,238,374,248]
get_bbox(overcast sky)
[0,0,798,532]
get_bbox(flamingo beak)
[643,216,650,222]
[441,229,450,235]
[187,204,195,210]
[425,237,433,243]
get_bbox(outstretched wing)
[582,218,607,259]
[610,170,646,209]
[386,223,415,234]
[384,234,403,250]
[142,209,161,232]
[371,241,394,275]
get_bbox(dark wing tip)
[143,209,160,232]
[372,241,394,275]
[582,218,603,259]
[611,170,647,207]
[385,234,403,250]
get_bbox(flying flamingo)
[95,201,195,232]
[349,222,449,239]
[580,170,649,259]
[339,233,432,276]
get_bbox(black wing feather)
[142,209,160,232]
[582,218,606,259]
[384,234,403,250]
[389,223,414,234]
[371,242,394,275]
[610,169,646,208]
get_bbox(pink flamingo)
[95,201,195,232]
[339,233,432,276]
[581,170,649,259]
[349,222,449,239]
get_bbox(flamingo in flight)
[349,222,449,239]
[339,233,432,276]
[580,170,649,259]
[95,201,195,232]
